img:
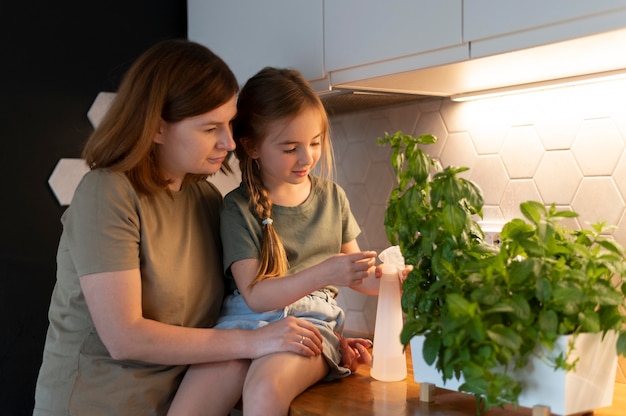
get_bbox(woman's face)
[253,107,323,191]
[154,95,237,190]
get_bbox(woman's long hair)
[82,39,239,195]
[232,67,334,286]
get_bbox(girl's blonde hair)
[232,67,334,285]
[82,39,239,195]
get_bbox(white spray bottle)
[370,245,407,382]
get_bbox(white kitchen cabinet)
[187,1,626,98]
[187,0,327,91]
[465,0,626,58]
[324,0,463,72]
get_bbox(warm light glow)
[450,69,626,102]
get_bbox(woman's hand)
[337,333,372,372]
[250,316,324,359]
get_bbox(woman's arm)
[80,269,323,365]
[231,250,377,312]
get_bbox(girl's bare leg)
[241,352,328,416]
[168,359,250,416]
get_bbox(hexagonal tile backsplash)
[331,78,626,382]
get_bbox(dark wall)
[0,2,187,414]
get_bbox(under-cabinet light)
[450,68,626,102]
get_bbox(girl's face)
[253,107,323,191]
[154,95,237,191]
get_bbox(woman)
[33,40,323,416]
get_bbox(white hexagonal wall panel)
[439,132,477,178]
[207,154,241,197]
[500,179,542,220]
[330,121,349,161]
[441,99,508,155]
[612,211,626,249]
[414,111,448,158]
[534,116,581,151]
[572,177,624,229]
[341,142,372,184]
[571,118,624,176]
[469,155,509,205]
[48,158,90,206]
[344,183,370,225]
[534,151,582,205]
[500,125,544,179]
[87,91,116,128]
[364,204,390,254]
[612,152,626,200]
[364,161,394,202]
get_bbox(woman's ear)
[153,119,166,144]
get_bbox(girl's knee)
[242,378,289,416]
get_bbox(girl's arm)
[231,249,377,312]
[80,269,323,364]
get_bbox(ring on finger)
[300,335,305,344]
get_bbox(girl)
[216,67,382,415]
[33,41,324,416]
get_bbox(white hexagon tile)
[87,92,116,128]
[571,117,624,176]
[534,151,582,205]
[49,158,90,206]
[49,92,116,206]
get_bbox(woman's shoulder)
[74,169,134,199]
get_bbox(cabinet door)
[187,0,324,87]
[324,0,462,72]
[465,0,626,42]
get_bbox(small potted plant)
[377,131,626,415]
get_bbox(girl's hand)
[321,251,377,287]
[337,333,372,372]
[400,264,413,282]
[374,264,414,281]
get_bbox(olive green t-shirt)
[34,169,225,415]
[220,175,361,285]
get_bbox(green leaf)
[417,133,437,145]
[400,318,424,345]
[442,203,467,235]
[538,309,558,337]
[578,310,601,333]
[520,201,545,225]
[446,293,475,318]
[423,333,441,365]
[468,317,486,342]
[536,277,552,302]
[486,324,522,350]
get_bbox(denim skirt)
[214,288,350,380]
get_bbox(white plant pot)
[410,331,618,416]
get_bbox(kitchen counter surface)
[290,346,626,416]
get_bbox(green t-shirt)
[220,175,360,287]
[34,169,225,415]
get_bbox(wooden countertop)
[290,346,626,416]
